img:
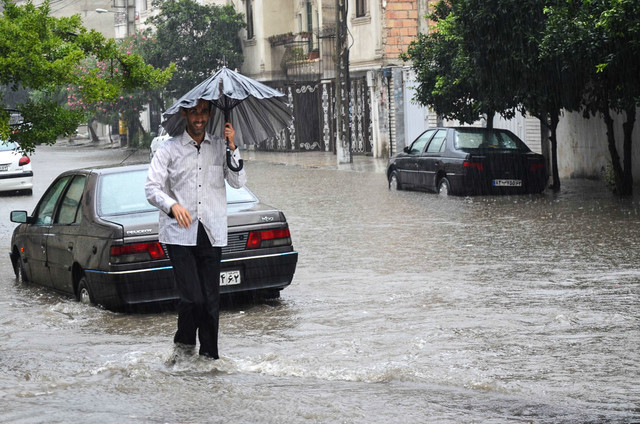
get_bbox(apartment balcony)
[269,29,336,82]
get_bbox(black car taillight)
[110,242,167,264]
[530,163,545,172]
[246,228,291,249]
[463,161,484,171]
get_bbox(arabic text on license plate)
[0,165,8,172]
[492,179,522,187]
[220,270,241,286]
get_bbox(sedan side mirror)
[10,210,29,224]
[403,146,410,153]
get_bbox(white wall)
[556,110,640,182]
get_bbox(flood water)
[1,145,639,423]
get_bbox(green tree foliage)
[542,0,640,195]
[401,3,487,126]
[0,0,174,153]
[403,0,640,195]
[67,33,175,145]
[402,2,519,129]
[143,0,246,101]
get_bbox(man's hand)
[171,203,193,228]
[224,122,237,151]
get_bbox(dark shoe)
[167,343,196,365]
[199,351,219,360]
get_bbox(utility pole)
[335,0,352,164]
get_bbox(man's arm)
[223,123,247,188]
[225,148,247,189]
[145,144,178,215]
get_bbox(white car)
[149,126,170,160]
[0,140,33,195]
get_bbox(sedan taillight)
[246,228,291,249]
[110,242,167,264]
[530,163,545,172]
[463,161,484,171]
[19,156,30,166]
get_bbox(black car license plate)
[492,179,522,187]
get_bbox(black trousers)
[166,223,222,358]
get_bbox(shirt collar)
[180,131,213,146]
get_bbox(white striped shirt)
[145,131,247,247]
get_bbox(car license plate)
[0,164,8,172]
[492,179,522,187]
[220,270,241,286]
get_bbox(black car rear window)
[455,129,530,151]
[98,170,156,216]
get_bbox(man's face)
[182,99,213,138]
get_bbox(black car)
[387,127,548,195]
[9,164,298,311]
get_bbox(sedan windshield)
[455,129,530,151]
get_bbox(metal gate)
[263,77,372,155]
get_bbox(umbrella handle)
[226,144,244,172]
[224,120,243,171]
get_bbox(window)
[408,130,435,154]
[0,140,17,151]
[425,130,447,153]
[455,129,529,151]
[55,176,86,225]
[356,0,367,17]
[34,176,71,225]
[98,170,155,216]
[226,182,257,204]
[246,0,254,39]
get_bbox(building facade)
[14,0,639,181]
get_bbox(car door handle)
[67,242,74,251]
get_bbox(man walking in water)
[146,98,247,359]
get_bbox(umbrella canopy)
[161,67,292,147]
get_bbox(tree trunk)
[620,106,636,195]
[485,113,494,129]
[548,113,561,192]
[88,119,99,142]
[602,110,627,195]
[537,112,561,192]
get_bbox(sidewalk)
[243,150,388,174]
[55,135,124,150]
[54,136,388,174]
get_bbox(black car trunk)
[466,152,530,193]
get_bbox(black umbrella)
[162,67,292,171]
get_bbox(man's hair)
[181,99,213,113]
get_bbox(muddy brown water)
[1,145,638,423]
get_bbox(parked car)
[9,164,298,311]
[149,126,170,160]
[0,139,33,195]
[387,127,548,195]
